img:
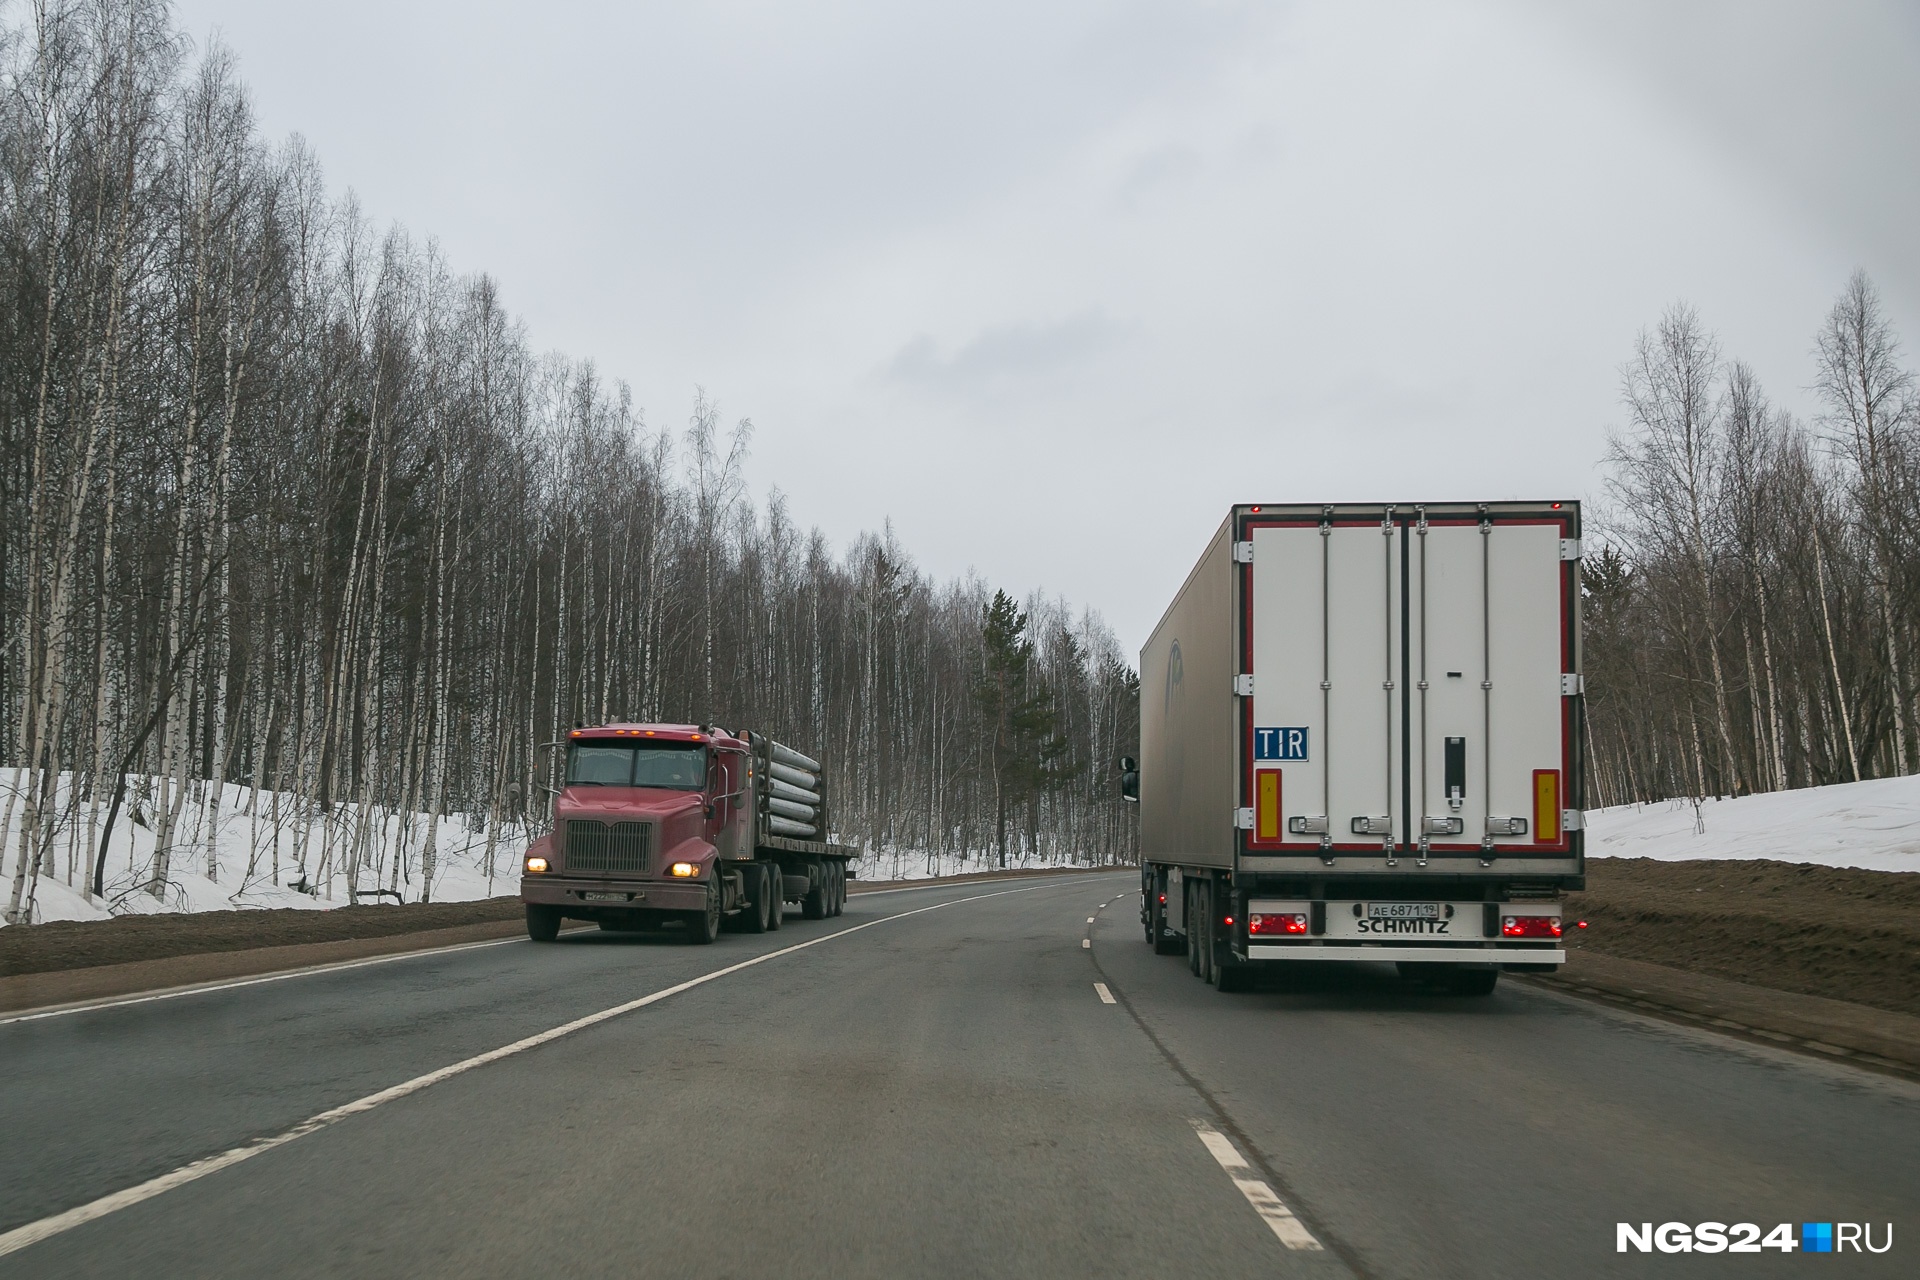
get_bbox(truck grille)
[563,820,651,874]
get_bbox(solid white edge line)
[1093,982,1116,1004]
[0,933,546,1026]
[0,882,1053,1260]
[1190,1119,1323,1252]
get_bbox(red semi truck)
[519,724,855,943]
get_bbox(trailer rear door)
[1241,505,1577,860]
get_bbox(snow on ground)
[846,846,1108,884]
[1,772,535,926]
[1,770,1106,925]
[1585,775,1920,873]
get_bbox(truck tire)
[802,863,829,920]
[831,862,845,916]
[741,865,771,934]
[686,884,721,945]
[1448,969,1499,996]
[526,904,562,942]
[1187,883,1204,978]
[766,869,784,931]
[1197,882,1216,985]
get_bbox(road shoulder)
[1525,949,1920,1078]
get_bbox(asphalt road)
[1,871,1914,1278]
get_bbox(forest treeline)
[0,1,1139,921]
[1589,274,1919,807]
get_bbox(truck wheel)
[741,865,770,934]
[686,885,721,945]
[802,864,829,920]
[526,905,562,942]
[1197,883,1216,985]
[766,871,784,931]
[830,863,845,916]
[1448,969,1499,996]
[1187,884,1203,977]
[1212,952,1248,992]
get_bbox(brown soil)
[1569,858,1920,1017]
[0,897,522,978]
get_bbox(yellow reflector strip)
[1256,770,1281,841]
[1533,770,1560,843]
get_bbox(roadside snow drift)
[1585,775,1920,873]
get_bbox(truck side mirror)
[1118,757,1139,803]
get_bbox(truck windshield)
[565,742,706,789]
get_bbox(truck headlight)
[525,856,549,874]
[669,861,697,877]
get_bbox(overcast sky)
[174,0,1920,657]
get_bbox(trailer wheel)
[1197,883,1216,985]
[1187,883,1205,978]
[526,905,562,942]
[1448,969,1499,996]
[831,862,845,916]
[801,863,829,920]
[686,884,721,945]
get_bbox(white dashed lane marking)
[1094,983,1116,1004]
[1081,938,1091,949]
[1191,1119,1323,1251]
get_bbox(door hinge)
[1233,674,1254,697]
[1561,672,1584,696]
[1562,809,1585,831]
[1560,537,1582,561]
[1232,540,1254,563]
[1233,807,1255,829]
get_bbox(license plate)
[582,891,628,902]
[1368,902,1440,920]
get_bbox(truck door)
[1243,506,1575,860]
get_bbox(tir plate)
[581,891,629,902]
[1368,902,1442,920]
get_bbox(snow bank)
[1585,775,1920,873]
[1,772,534,926]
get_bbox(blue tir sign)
[1254,727,1308,761]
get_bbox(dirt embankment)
[1567,858,1920,1017]
[0,897,523,979]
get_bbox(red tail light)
[1502,915,1561,938]
[1249,912,1308,936]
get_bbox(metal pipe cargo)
[769,761,819,790]
[768,777,821,805]
[768,796,818,821]
[769,741,822,773]
[768,815,818,838]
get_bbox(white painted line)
[0,884,1047,1261]
[1094,982,1116,1004]
[1190,1119,1322,1251]
[0,931,557,1026]
[1087,916,1096,923]
[1081,938,1091,949]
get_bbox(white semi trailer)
[1130,502,1583,994]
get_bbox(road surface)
[1,872,1913,1277]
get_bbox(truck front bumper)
[1245,944,1564,965]
[520,877,709,913]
